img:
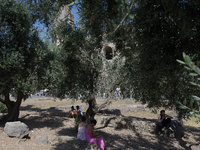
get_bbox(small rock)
[4,121,29,139]
[35,135,49,144]
[191,144,200,150]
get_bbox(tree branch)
[95,78,123,113]
[67,0,78,7]
[109,0,135,39]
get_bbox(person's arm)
[158,115,165,123]
[79,108,83,113]
[77,109,81,115]
[89,126,99,138]
[89,126,95,137]
[166,114,173,119]
[78,122,82,127]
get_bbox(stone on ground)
[35,135,49,144]
[191,144,200,150]
[4,121,29,139]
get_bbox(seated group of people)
[77,116,107,150]
[157,110,174,136]
[68,105,83,118]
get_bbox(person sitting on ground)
[68,106,77,118]
[158,110,173,136]
[77,116,87,140]
[76,105,83,116]
[85,119,107,150]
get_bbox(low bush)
[0,103,8,113]
[74,115,82,131]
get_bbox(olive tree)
[0,0,51,121]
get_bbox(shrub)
[0,103,8,113]
[74,115,82,131]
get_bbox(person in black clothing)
[157,110,173,136]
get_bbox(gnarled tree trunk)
[86,93,97,123]
[85,85,117,123]
[85,78,122,123]
[1,91,23,121]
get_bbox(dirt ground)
[0,98,200,150]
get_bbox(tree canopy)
[51,13,126,120]
[1,0,200,121]
[0,0,52,121]
[109,0,200,117]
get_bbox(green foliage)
[111,0,200,111]
[17,0,75,26]
[0,103,8,113]
[74,116,81,131]
[76,0,130,43]
[51,0,200,117]
[52,14,126,101]
[0,0,51,98]
[177,53,200,121]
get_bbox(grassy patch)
[184,117,200,130]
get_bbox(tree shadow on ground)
[57,127,77,137]
[101,130,180,150]
[95,115,196,150]
[18,105,68,130]
[125,116,192,150]
[53,125,181,150]
[96,115,157,130]
[53,130,181,150]
[173,126,200,150]
[0,119,6,128]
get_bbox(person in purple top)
[85,119,107,150]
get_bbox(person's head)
[71,106,74,110]
[76,105,79,110]
[160,110,165,116]
[90,119,97,127]
[81,116,86,122]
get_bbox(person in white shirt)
[76,105,83,116]
[77,116,86,140]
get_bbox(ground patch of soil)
[0,98,199,150]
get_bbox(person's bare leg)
[74,111,77,118]
[72,112,75,118]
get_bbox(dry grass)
[23,98,199,129]
[184,117,200,130]
[0,97,199,150]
